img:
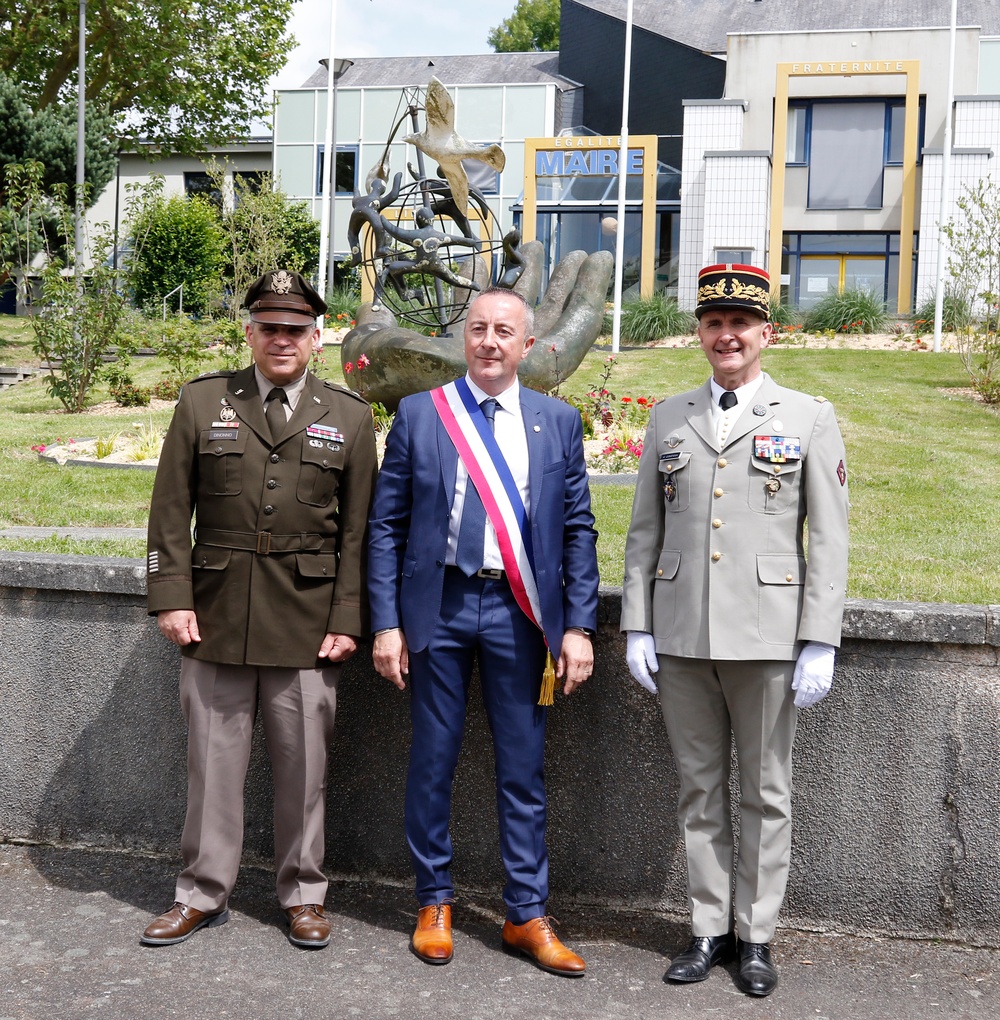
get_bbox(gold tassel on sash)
[538,649,556,706]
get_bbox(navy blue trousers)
[405,569,549,924]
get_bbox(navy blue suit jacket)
[368,383,599,654]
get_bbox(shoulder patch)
[190,370,236,383]
[323,379,370,405]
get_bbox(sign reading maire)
[536,147,644,176]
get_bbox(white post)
[317,0,338,319]
[933,0,958,353]
[75,0,86,294]
[611,0,635,354]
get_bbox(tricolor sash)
[431,378,542,632]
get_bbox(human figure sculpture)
[375,206,481,308]
[346,171,404,267]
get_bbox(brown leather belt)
[195,528,337,555]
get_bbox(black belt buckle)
[256,531,272,555]
[476,567,503,580]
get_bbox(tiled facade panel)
[679,103,746,309]
[703,156,770,269]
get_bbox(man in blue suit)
[369,288,599,976]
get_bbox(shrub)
[802,287,888,334]
[618,293,696,344]
[126,184,224,316]
[911,291,976,335]
[769,296,801,329]
[958,332,1000,404]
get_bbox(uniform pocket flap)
[658,451,692,473]
[296,552,338,579]
[192,544,232,570]
[654,549,681,580]
[757,553,806,585]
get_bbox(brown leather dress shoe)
[411,903,453,964]
[501,916,586,977]
[285,904,331,948]
[140,902,229,945]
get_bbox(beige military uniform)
[621,373,849,942]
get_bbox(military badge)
[271,270,294,294]
[754,435,801,463]
[837,459,847,486]
[219,406,237,422]
[753,404,767,417]
[309,439,324,448]
[664,478,677,503]
[307,423,346,443]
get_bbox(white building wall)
[703,153,771,269]
[678,101,746,310]
[915,97,999,311]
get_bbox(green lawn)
[1,316,997,604]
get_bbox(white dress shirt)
[446,374,530,570]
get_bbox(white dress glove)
[791,641,836,708]
[626,631,659,694]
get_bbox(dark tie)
[719,390,738,411]
[455,399,498,576]
[266,387,288,443]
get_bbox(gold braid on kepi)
[695,263,771,320]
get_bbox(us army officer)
[142,270,377,950]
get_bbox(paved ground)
[2,843,998,1020]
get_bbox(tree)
[205,161,319,320]
[0,0,296,156]
[488,0,560,52]
[942,175,1000,332]
[0,71,116,214]
[2,161,133,412]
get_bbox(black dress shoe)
[736,940,778,996]
[665,933,735,982]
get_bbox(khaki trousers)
[174,657,339,913]
[659,656,797,944]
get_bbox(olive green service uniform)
[147,363,377,913]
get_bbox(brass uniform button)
[786,573,794,582]
[711,551,722,562]
[657,569,664,576]
[712,518,722,529]
[714,487,724,498]
[717,457,727,467]
[774,465,782,474]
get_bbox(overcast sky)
[272,0,520,90]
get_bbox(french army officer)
[620,264,849,996]
[141,270,377,950]
[368,288,599,976]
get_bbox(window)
[786,98,925,209]
[715,249,752,264]
[184,171,221,209]
[316,146,358,196]
[462,156,499,196]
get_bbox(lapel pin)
[533,424,541,432]
[753,404,767,416]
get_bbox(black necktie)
[719,390,738,411]
[455,398,498,576]
[266,387,288,443]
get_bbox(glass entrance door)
[799,254,885,308]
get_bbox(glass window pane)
[786,106,807,163]
[363,89,406,139]
[274,145,315,199]
[798,257,840,309]
[844,257,886,299]
[808,103,884,209]
[456,87,503,139]
[505,86,549,138]
[275,91,316,144]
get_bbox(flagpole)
[611,0,635,354]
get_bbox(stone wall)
[1,553,998,945]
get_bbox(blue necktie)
[455,398,497,576]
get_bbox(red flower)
[621,396,632,403]
[357,353,370,368]
[344,362,354,374]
